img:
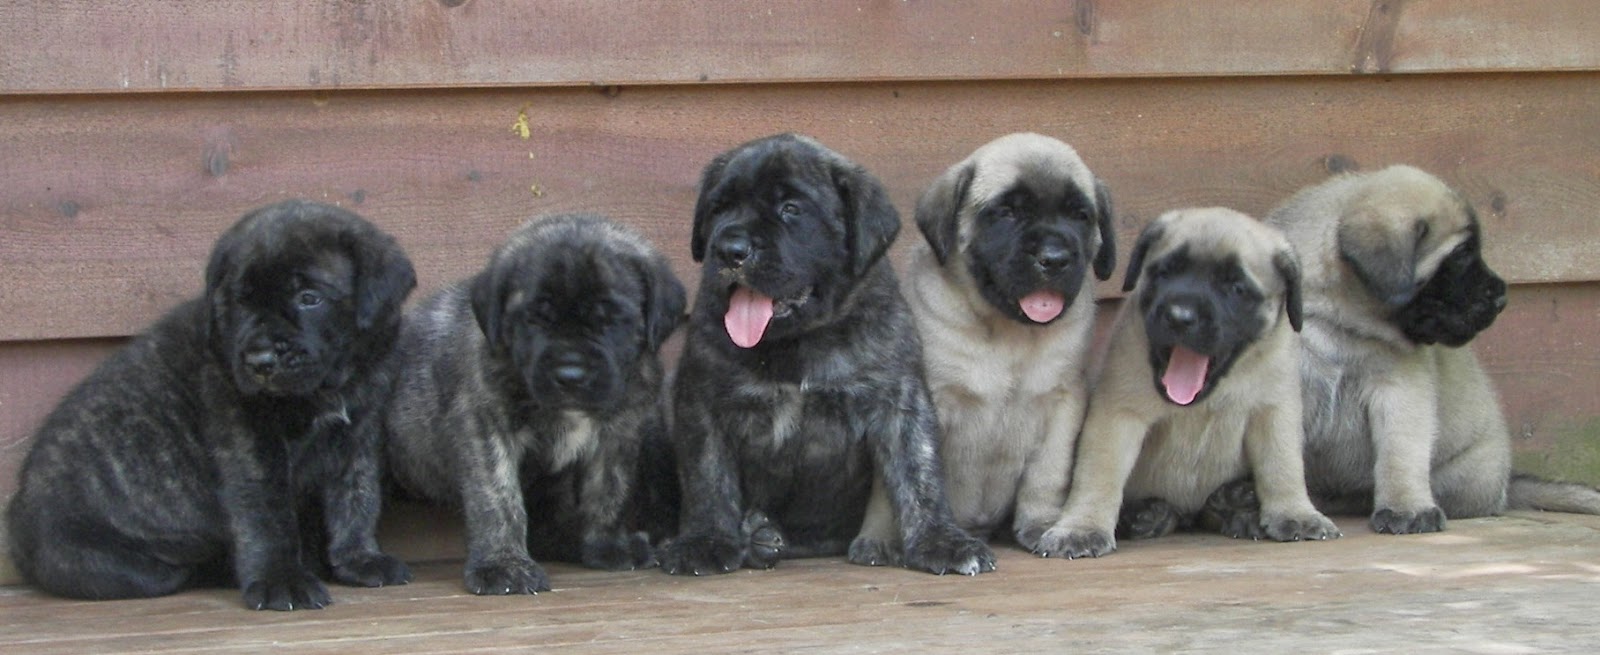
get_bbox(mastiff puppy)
[1038,207,1339,559]
[659,133,995,576]
[384,214,684,594]
[905,133,1115,549]
[6,200,416,609]
[1252,165,1600,534]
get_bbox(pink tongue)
[1162,345,1211,406]
[725,286,775,349]
[1019,290,1065,323]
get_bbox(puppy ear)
[913,161,974,266]
[1337,213,1418,309]
[1121,219,1164,293]
[832,161,902,276]
[349,230,417,331]
[469,269,506,349]
[1092,179,1118,281]
[1274,248,1304,332]
[690,153,732,263]
[636,255,688,351]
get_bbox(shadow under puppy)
[660,133,995,576]
[6,200,416,609]
[1233,164,1600,534]
[1039,208,1339,559]
[904,133,1115,551]
[384,214,684,595]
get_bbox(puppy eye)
[296,290,325,309]
[528,300,558,325]
[995,206,1017,221]
[779,201,802,221]
[1415,220,1431,241]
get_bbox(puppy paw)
[332,552,413,587]
[1013,522,1049,553]
[741,510,786,570]
[1370,506,1446,534]
[582,532,658,571]
[903,524,996,576]
[658,534,744,576]
[1263,512,1342,542]
[1033,524,1116,559]
[847,536,901,568]
[1117,497,1181,540]
[464,556,550,595]
[241,568,331,611]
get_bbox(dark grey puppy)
[384,214,685,595]
[659,133,996,576]
[6,200,416,610]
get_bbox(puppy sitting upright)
[385,214,685,594]
[660,133,995,576]
[7,200,416,609]
[1255,165,1600,534]
[905,133,1115,550]
[1039,208,1339,559]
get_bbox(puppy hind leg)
[1196,478,1267,539]
[1117,497,1183,540]
[1431,434,1511,519]
[16,516,210,599]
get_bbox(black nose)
[716,235,752,267]
[1162,303,1199,331]
[551,354,591,388]
[1036,243,1073,274]
[243,350,277,377]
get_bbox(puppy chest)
[522,410,601,472]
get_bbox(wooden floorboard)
[3,512,1599,653]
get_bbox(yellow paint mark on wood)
[511,105,532,140]
[530,184,544,197]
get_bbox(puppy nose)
[716,236,752,267]
[553,364,590,387]
[243,350,277,376]
[1163,303,1199,330]
[1035,244,1073,274]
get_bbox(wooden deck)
[4,512,1598,653]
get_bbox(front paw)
[1371,506,1446,534]
[847,536,901,568]
[332,552,413,587]
[464,556,550,595]
[241,568,331,611]
[1117,497,1181,540]
[903,524,996,576]
[741,510,786,570]
[1263,512,1342,542]
[658,534,744,576]
[582,532,658,571]
[1034,524,1116,559]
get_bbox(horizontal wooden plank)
[4,1,1600,94]
[3,73,1598,341]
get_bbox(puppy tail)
[1507,473,1600,515]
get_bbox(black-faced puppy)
[6,200,416,609]
[905,133,1115,550]
[384,214,685,594]
[1258,165,1600,534]
[660,133,995,576]
[1038,208,1339,559]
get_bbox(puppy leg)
[1011,387,1085,549]
[1196,477,1267,539]
[1432,433,1511,519]
[658,403,746,575]
[1036,408,1150,558]
[576,434,656,571]
[846,473,901,567]
[1245,402,1340,542]
[10,510,209,599]
[1368,372,1447,534]
[322,418,412,588]
[217,428,331,611]
[458,433,548,595]
[871,386,995,576]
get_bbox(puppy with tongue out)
[660,133,995,579]
[1035,207,1339,561]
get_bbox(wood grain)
[3,72,1598,341]
[4,1,1600,94]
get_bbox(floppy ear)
[913,161,974,266]
[832,160,902,277]
[469,269,506,350]
[1273,248,1304,332]
[690,153,732,263]
[1092,178,1118,281]
[1121,219,1164,293]
[349,229,417,331]
[1337,212,1418,309]
[635,254,688,351]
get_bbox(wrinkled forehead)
[965,139,1096,211]
[1155,212,1281,283]
[237,240,354,293]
